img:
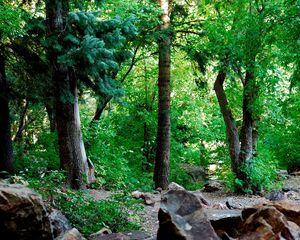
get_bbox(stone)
[123,231,151,240]
[181,164,207,182]
[157,189,219,240]
[225,197,243,210]
[56,228,86,240]
[167,182,185,191]
[49,209,72,238]
[0,183,53,239]
[240,202,300,239]
[89,228,112,240]
[90,233,130,240]
[202,180,224,192]
[131,191,156,206]
[206,209,242,238]
[265,190,287,201]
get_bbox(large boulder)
[240,202,300,239]
[157,189,219,240]
[0,183,53,239]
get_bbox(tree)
[45,0,94,189]
[191,0,280,192]
[153,0,172,189]
[0,48,14,174]
[0,1,25,174]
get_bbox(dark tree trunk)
[46,0,94,189]
[238,70,255,189]
[46,101,56,132]
[91,96,112,122]
[14,99,28,143]
[0,49,14,174]
[154,0,171,190]
[213,69,240,176]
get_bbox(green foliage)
[0,1,26,40]
[55,191,140,236]
[24,170,140,237]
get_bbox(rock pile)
[157,184,300,240]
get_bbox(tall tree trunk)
[238,70,255,189]
[14,99,28,143]
[213,69,240,176]
[46,0,94,189]
[0,48,14,174]
[154,0,171,190]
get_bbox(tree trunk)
[91,96,112,122]
[0,48,14,174]
[238,70,255,189]
[154,0,171,190]
[14,99,28,143]
[46,0,94,189]
[213,69,240,176]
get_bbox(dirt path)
[134,175,300,238]
[88,175,300,239]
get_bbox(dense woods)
[0,0,299,236]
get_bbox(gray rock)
[123,231,150,240]
[0,183,53,239]
[90,233,130,240]
[49,209,72,238]
[56,228,86,240]
[157,189,219,240]
[202,180,224,192]
[205,209,242,238]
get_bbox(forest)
[0,0,300,239]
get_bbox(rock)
[226,198,243,209]
[290,171,300,176]
[132,190,143,199]
[123,231,150,240]
[206,209,242,238]
[132,191,156,206]
[240,202,300,239]
[90,233,130,240]
[167,182,185,191]
[56,228,86,240]
[181,164,207,182]
[202,180,224,192]
[49,209,72,238]
[89,228,112,240]
[192,191,210,206]
[0,183,53,239]
[157,189,219,240]
[265,190,287,201]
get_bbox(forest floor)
[89,174,300,239]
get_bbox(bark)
[14,99,28,143]
[213,70,240,175]
[91,96,112,122]
[238,70,255,189]
[45,99,56,132]
[46,0,94,189]
[154,0,171,190]
[0,48,14,174]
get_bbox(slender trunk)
[46,101,56,132]
[238,70,255,189]
[0,48,14,174]
[14,99,28,143]
[213,69,240,175]
[91,96,112,122]
[154,0,171,190]
[46,0,94,189]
